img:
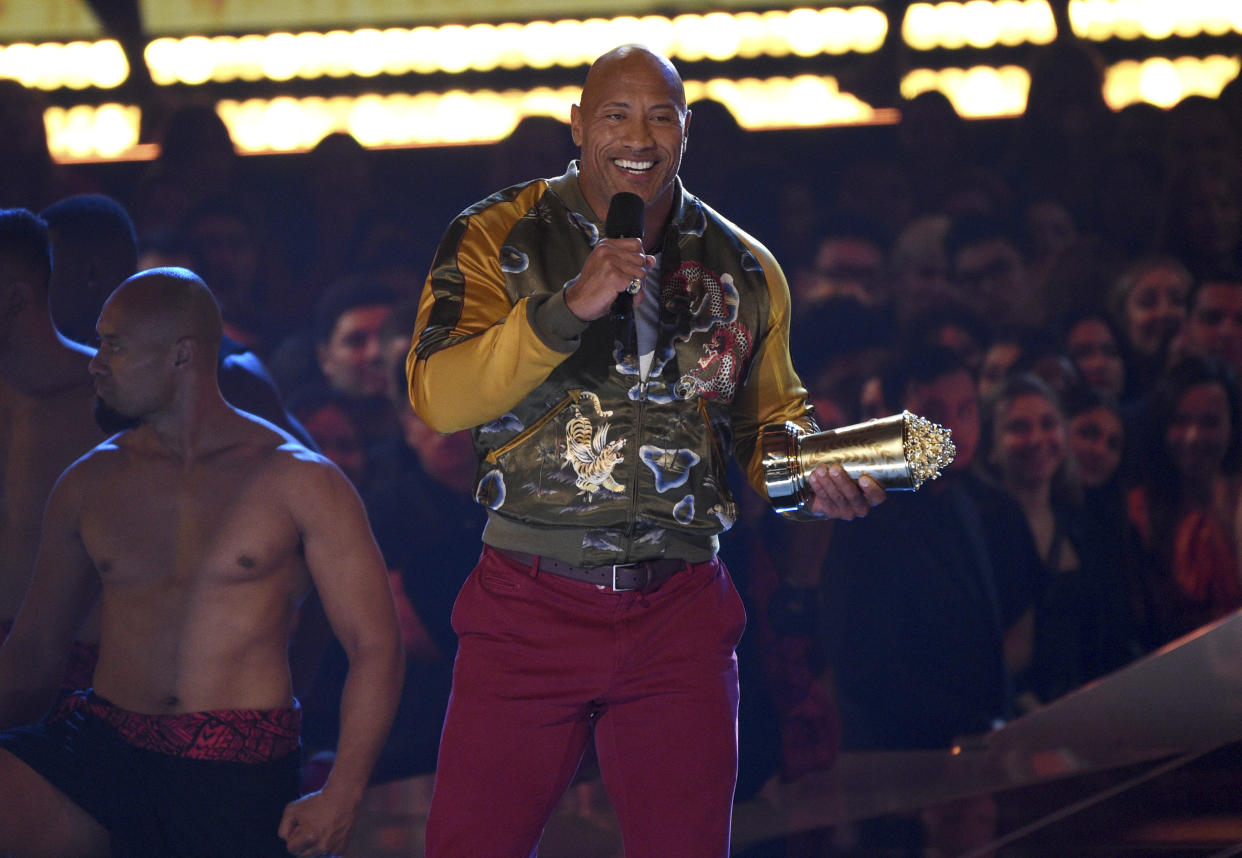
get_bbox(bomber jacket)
[408,162,816,567]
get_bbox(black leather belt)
[496,548,687,592]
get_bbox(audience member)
[1109,254,1192,400]
[287,386,368,488]
[946,213,1034,329]
[1159,161,1242,280]
[0,209,105,689]
[41,195,138,347]
[1060,311,1127,401]
[1180,272,1242,378]
[981,375,1132,708]
[822,346,1044,751]
[792,212,891,314]
[1128,356,1242,648]
[42,194,314,448]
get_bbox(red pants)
[426,545,746,858]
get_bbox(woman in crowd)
[1109,255,1192,402]
[1127,356,1242,648]
[984,375,1128,706]
[1061,311,1127,402]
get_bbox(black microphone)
[606,192,645,329]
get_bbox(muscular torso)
[80,430,313,714]
[0,375,103,628]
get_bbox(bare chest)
[80,461,303,591]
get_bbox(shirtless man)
[0,208,104,683]
[0,267,404,857]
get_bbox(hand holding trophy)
[761,411,956,519]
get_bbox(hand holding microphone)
[564,192,653,322]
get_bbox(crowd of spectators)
[1,34,1241,852]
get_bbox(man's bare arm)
[278,454,404,858]
[0,465,100,728]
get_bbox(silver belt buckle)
[611,563,640,591]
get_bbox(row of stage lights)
[6,0,1240,160]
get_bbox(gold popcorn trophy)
[761,411,956,518]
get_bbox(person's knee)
[0,749,110,858]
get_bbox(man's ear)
[174,336,195,368]
[570,104,583,147]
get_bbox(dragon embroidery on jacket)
[666,263,753,401]
[564,391,626,496]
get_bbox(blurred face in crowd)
[317,304,391,398]
[1166,381,1233,484]
[977,340,1021,403]
[1123,264,1189,358]
[400,406,477,495]
[800,236,886,308]
[953,239,1026,324]
[571,47,689,227]
[1068,406,1124,489]
[300,403,365,486]
[904,368,979,472]
[1065,317,1125,400]
[1185,281,1242,376]
[1182,173,1242,266]
[992,391,1067,492]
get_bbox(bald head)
[571,45,690,226]
[581,46,686,115]
[105,267,223,354]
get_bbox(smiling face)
[993,391,1066,492]
[570,47,689,230]
[1166,381,1233,483]
[1068,405,1124,488]
[1065,317,1125,399]
[1185,281,1242,376]
[1123,264,1189,357]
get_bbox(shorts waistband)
[53,689,301,763]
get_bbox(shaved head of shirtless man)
[0,268,404,858]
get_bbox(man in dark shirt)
[823,346,1045,750]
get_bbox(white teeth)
[615,158,654,171]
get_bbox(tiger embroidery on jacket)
[564,391,626,496]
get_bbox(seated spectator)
[1159,161,1242,281]
[1109,255,1192,401]
[41,194,314,449]
[1060,311,1127,401]
[945,213,1035,329]
[277,279,398,451]
[905,303,991,376]
[287,387,367,488]
[822,345,1045,751]
[981,375,1135,708]
[978,327,1030,403]
[1180,272,1242,379]
[890,214,954,328]
[303,362,482,784]
[1128,356,1242,649]
[791,211,891,314]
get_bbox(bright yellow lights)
[1103,54,1241,109]
[0,40,128,90]
[1069,0,1242,41]
[905,53,1240,119]
[210,76,884,156]
[904,0,1056,51]
[695,76,882,128]
[902,65,1032,117]
[44,103,143,160]
[144,8,887,85]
